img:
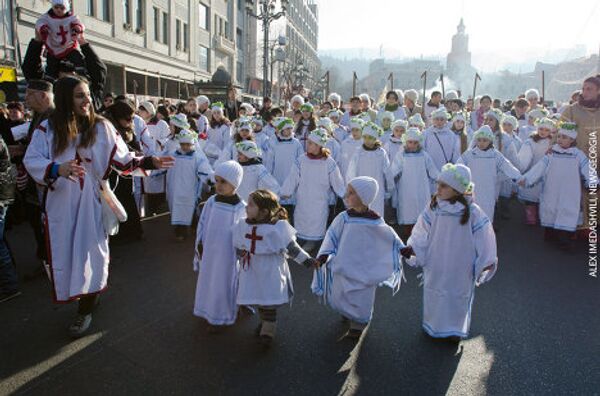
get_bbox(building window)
[199,45,209,71]
[153,7,159,41]
[100,0,110,22]
[162,12,168,44]
[176,19,181,49]
[198,2,208,30]
[87,0,95,16]
[135,0,144,31]
[236,61,243,84]
[236,28,242,49]
[183,23,189,51]
[123,0,130,26]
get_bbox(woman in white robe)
[23,77,172,337]
[405,164,497,340]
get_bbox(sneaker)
[68,314,92,338]
[0,290,22,303]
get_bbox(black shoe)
[0,290,21,303]
[254,323,262,337]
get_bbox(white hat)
[485,108,504,123]
[431,108,449,120]
[251,116,264,126]
[328,109,342,119]
[358,112,372,122]
[437,163,473,194]
[170,113,190,130]
[404,89,419,103]
[525,88,540,100]
[394,89,405,102]
[240,102,254,115]
[380,111,395,122]
[349,117,365,131]
[528,108,548,119]
[175,129,198,144]
[392,119,408,130]
[235,140,261,159]
[139,101,156,116]
[502,115,518,129]
[452,112,467,123]
[445,90,459,100]
[214,161,244,191]
[349,176,379,207]
[362,121,383,139]
[275,117,294,131]
[557,121,577,139]
[401,127,423,144]
[473,125,495,141]
[328,93,341,103]
[409,113,425,127]
[51,0,70,11]
[291,95,305,105]
[196,95,210,106]
[307,128,329,147]
[359,93,370,102]
[211,102,225,113]
[535,117,555,130]
[317,117,333,132]
[238,116,254,131]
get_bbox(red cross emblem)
[245,226,263,254]
[57,25,69,45]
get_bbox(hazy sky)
[318,0,600,58]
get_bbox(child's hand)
[302,258,319,269]
[196,242,203,258]
[400,246,414,259]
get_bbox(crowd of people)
[0,29,598,346]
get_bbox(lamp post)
[246,0,288,99]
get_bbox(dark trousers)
[78,294,100,315]
[45,49,86,80]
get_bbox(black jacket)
[22,39,107,110]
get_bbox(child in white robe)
[215,117,256,166]
[517,117,555,225]
[251,116,270,154]
[458,126,521,222]
[386,128,439,237]
[233,189,316,346]
[264,118,303,218]
[408,113,426,131]
[518,108,547,142]
[318,117,342,163]
[346,122,390,217]
[423,108,461,172]
[235,141,280,203]
[339,117,364,178]
[312,177,404,339]
[329,110,348,143]
[518,122,592,250]
[402,164,497,341]
[193,161,246,331]
[206,103,231,165]
[497,115,523,219]
[166,129,213,240]
[378,111,395,144]
[383,119,407,163]
[449,112,473,154]
[280,128,345,250]
[294,103,318,150]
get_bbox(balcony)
[213,35,235,56]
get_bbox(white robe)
[333,125,349,143]
[237,162,280,203]
[522,145,591,231]
[233,220,309,306]
[346,146,390,216]
[339,138,363,179]
[383,137,404,163]
[133,115,156,216]
[423,127,461,170]
[499,133,523,197]
[206,123,231,164]
[144,120,171,194]
[311,211,404,324]
[281,154,345,240]
[517,137,553,203]
[195,115,210,135]
[193,195,246,325]
[377,105,407,123]
[23,120,150,302]
[166,150,213,226]
[407,199,497,338]
[458,147,521,220]
[517,124,536,142]
[264,137,304,205]
[386,150,439,225]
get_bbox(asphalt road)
[1,200,598,396]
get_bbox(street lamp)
[246,0,288,98]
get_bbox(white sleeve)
[424,153,440,181]
[578,151,592,188]
[258,166,280,196]
[472,210,498,285]
[517,141,534,172]
[194,198,213,271]
[328,160,346,199]
[280,160,300,198]
[497,152,522,181]
[385,154,403,194]
[406,206,432,268]
[23,128,54,186]
[522,155,549,187]
[317,212,346,257]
